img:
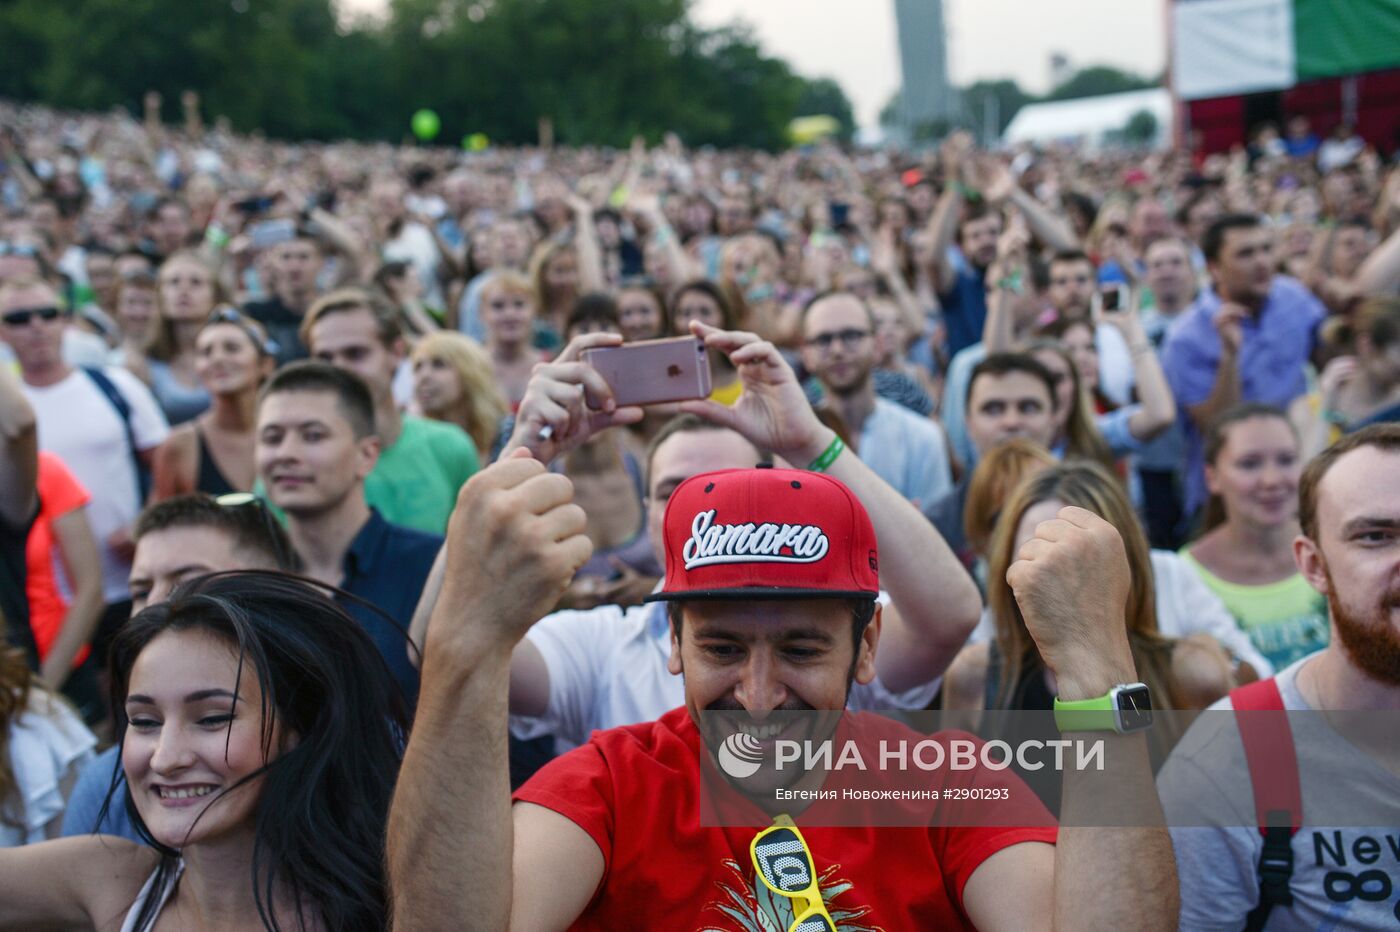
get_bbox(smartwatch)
[1053,683,1154,733]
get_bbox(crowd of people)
[1,94,1399,929]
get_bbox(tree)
[960,79,1034,137]
[1121,109,1158,145]
[1045,65,1156,102]
[795,77,856,143]
[0,0,850,149]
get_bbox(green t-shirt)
[366,416,479,534]
[1178,550,1330,670]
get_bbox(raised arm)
[1354,215,1400,296]
[971,155,1079,254]
[568,194,607,294]
[0,366,37,528]
[0,130,44,200]
[406,329,643,677]
[868,223,925,338]
[981,220,1031,354]
[679,322,981,691]
[628,189,699,284]
[1182,304,1245,434]
[1102,294,1176,441]
[0,835,152,930]
[962,507,1178,931]
[387,454,600,931]
[924,133,974,294]
[39,505,104,690]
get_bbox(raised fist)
[1005,505,1134,691]
[429,453,593,655]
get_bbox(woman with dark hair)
[668,280,741,406]
[0,571,407,931]
[1180,403,1330,672]
[616,281,665,343]
[151,308,275,499]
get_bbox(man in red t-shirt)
[389,327,1179,930]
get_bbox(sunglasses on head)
[750,815,837,932]
[2,306,65,327]
[204,306,280,357]
[215,492,295,571]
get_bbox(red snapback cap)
[645,467,879,602]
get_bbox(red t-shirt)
[514,707,1057,930]
[25,452,92,666]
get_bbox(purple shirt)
[1161,275,1325,517]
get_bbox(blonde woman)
[479,270,548,409]
[527,240,580,349]
[412,331,508,461]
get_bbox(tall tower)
[893,0,956,143]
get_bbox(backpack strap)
[81,367,149,501]
[983,638,1002,711]
[1231,678,1300,932]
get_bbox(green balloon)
[464,132,490,152]
[411,109,440,141]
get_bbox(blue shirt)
[937,250,989,359]
[940,342,988,472]
[60,745,139,840]
[1161,276,1325,516]
[339,509,442,704]
[1350,401,1400,432]
[858,398,953,510]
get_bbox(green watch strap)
[1053,693,1118,732]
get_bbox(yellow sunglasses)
[749,815,837,932]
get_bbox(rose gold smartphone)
[582,335,713,406]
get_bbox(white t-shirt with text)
[1158,656,1400,930]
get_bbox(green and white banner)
[1173,0,1400,101]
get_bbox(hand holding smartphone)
[581,335,712,407]
[1098,283,1128,314]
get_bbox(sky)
[339,0,1167,130]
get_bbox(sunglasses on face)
[2,306,65,327]
[806,328,871,351]
[0,242,40,259]
[750,816,838,932]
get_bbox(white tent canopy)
[1001,88,1172,148]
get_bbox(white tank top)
[120,860,183,932]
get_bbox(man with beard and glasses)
[388,328,1181,930]
[1158,423,1400,931]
